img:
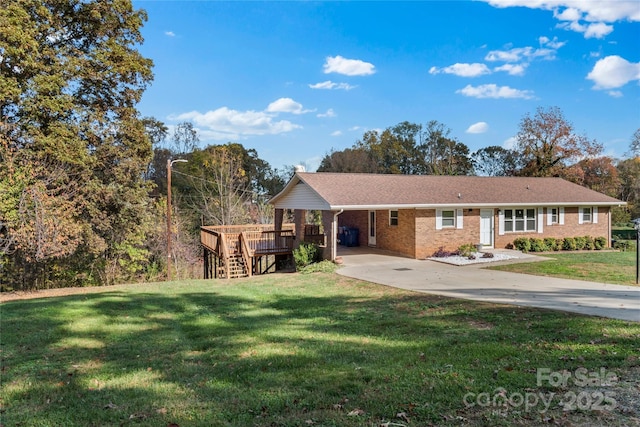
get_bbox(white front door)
[368,210,376,246]
[480,209,494,247]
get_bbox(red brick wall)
[494,206,611,249]
[338,206,611,259]
[376,209,416,258]
[414,209,482,259]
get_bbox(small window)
[582,207,592,223]
[442,210,455,227]
[550,208,558,224]
[389,210,398,226]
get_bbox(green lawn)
[489,251,638,286]
[1,274,639,426]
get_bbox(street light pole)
[167,158,188,281]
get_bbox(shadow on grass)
[2,279,639,426]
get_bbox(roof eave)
[329,201,626,210]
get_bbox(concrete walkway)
[336,247,640,322]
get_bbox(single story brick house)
[269,172,625,260]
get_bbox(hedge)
[511,236,608,253]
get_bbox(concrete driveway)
[336,247,640,322]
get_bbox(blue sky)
[133,1,640,171]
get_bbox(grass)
[1,273,639,426]
[488,251,638,286]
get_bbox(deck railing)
[201,224,296,277]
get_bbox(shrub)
[529,238,547,252]
[554,238,564,251]
[543,237,558,251]
[432,246,454,258]
[293,242,323,270]
[594,236,607,250]
[562,237,577,251]
[583,236,595,250]
[513,237,531,252]
[574,236,586,250]
[298,260,338,274]
[613,240,631,252]
[457,243,476,258]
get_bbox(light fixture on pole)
[167,159,188,281]
[632,218,640,285]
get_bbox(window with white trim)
[550,207,558,224]
[441,210,455,227]
[503,208,536,232]
[581,207,592,223]
[389,210,398,226]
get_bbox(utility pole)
[634,218,640,285]
[167,159,188,281]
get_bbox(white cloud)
[457,84,535,99]
[608,90,624,98]
[164,31,175,37]
[485,46,557,62]
[172,104,302,140]
[266,97,313,115]
[494,63,528,76]
[538,36,566,49]
[553,7,581,22]
[330,130,343,137]
[317,109,336,118]
[503,136,517,150]
[323,55,376,76]
[557,21,613,39]
[483,1,640,39]
[586,55,640,89]
[309,80,356,90]
[429,63,491,77]
[466,122,489,134]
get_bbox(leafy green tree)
[628,128,640,157]
[617,157,640,219]
[471,146,519,176]
[171,121,199,155]
[1,0,154,288]
[317,147,378,173]
[417,120,473,175]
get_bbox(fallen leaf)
[347,409,365,416]
[104,402,118,410]
[157,407,167,414]
[396,411,409,422]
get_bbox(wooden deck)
[201,224,295,278]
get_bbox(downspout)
[332,209,344,261]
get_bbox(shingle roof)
[270,172,624,209]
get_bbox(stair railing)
[219,232,231,279]
[239,232,253,278]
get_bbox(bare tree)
[515,106,602,177]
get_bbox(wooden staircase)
[225,254,249,279]
[201,225,295,279]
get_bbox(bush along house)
[269,172,625,260]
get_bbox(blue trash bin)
[343,227,360,247]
